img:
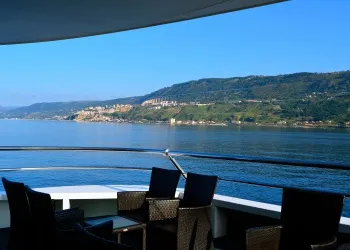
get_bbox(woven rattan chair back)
[2,177,33,250]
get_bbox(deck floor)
[0,227,234,250]
[0,228,9,250]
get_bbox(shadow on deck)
[0,226,233,250]
[1,208,349,250]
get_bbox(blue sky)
[0,0,349,106]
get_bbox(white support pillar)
[63,199,70,210]
[212,205,228,238]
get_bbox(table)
[86,215,146,250]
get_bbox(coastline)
[1,118,350,130]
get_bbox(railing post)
[165,149,187,179]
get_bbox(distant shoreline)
[1,118,350,130]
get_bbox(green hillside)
[106,98,350,124]
[1,70,350,123]
[143,71,350,102]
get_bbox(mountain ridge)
[0,106,20,112]
[2,70,350,119]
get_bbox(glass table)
[86,215,146,250]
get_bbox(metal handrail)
[0,146,349,196]
[165,149,187,179]
[0,166,153,172]
[0,165,348,196]
[217,177,350,197]
[170,151,350,171]
[0,146,165,154]
[0,146,349,171]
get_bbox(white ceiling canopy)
[0,0,286,45]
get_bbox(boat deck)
[0,185,349,249]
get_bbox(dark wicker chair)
[149,172,218,250]
[74,223,134,250]
[246,188,345,250]
[2,177,34,250]
[2,177,84,231]
[25,186,85,250]
[117,167,181,222]
[25,185,65,250]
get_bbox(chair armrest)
[74,223,135,250]
[176,205,212,220]
[177,205,212,221]
[311,237,337,249]
[177,205,213,250]
[178,204,212,211]
[117,191,147,211]
[55,207,85,230]
[147,198,180,221]
[246,225,282,250]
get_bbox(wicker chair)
[74,223,134,250]
[2,177,34,250]
[25,186,87,250]
[117,167,181,222]
[2,177,84,231]
[149,172,218,250]
[246,188,345,250]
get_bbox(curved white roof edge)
[0,0,287,45]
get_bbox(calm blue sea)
[0,119,349,216]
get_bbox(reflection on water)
[0,120,349,216]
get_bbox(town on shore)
[63,99,227,126]
[51,98,350,128]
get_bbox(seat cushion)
[280,188,344,249]
[148,167,181,198]
[181,172,218,207]
[118,210,147,223]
